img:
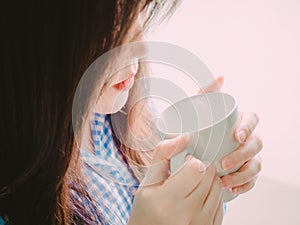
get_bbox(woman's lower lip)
[113,75,134,91]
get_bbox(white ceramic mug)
[155,92,241,202]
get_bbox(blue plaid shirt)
[71,113,139,225]
[0,113,226,224]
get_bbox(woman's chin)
[107,90,130,114]
[95,84,132,114]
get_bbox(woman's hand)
[220,112,263,194]
[128,136,224,225]
[197,76,263,195]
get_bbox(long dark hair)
[0,0,181,224]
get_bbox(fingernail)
[238,130,247,143]
[185,154,192,162]
[222,187,232,192]
[199,161,207,171]
[222,158,232,171]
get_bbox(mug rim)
[155,92,237,136]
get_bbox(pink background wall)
[149,0,300,186]
[148,0,300,224]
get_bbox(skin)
[93,9,263,225]
[99,74,263,196]
[98,73,262,224]
[96,62,139,113]
[128,135,224,225]
[199,76,263,195]
[96,3,263,197]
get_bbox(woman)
[0,0,263,224]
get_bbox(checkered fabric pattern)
[0,113,227,224]
[71,113,139,225]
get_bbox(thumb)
[153,134,190,163]
[140,135,189,187]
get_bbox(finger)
[231,176,258,194]
[197,76,224,94]
[141,135,190,186]
[221,156,262,189]
[140,159,170,187]
[163,156,207,200]
[213,200,224,225]
[153,134,190,163]
[202,176,222,215]
[221,134,263,171]
[191,176,222,225]
[185,165,216,203]
[235,112,259,143]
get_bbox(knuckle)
[257,157,263,172]
[256,136,264,150]
[246,181,256,192]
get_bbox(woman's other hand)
[128,135,223,225]
[197,76,263,195]
[221,112,263,194]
